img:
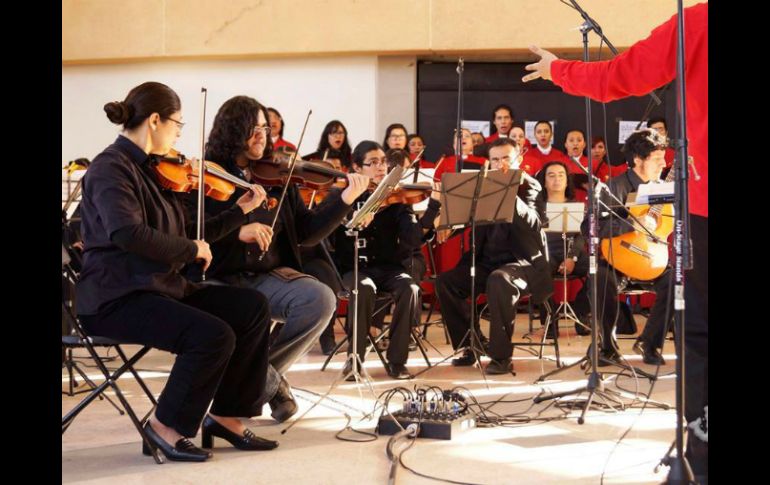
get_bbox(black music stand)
[413,168,521,382]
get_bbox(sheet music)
[629,181,675,205]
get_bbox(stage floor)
[63,313,679,484]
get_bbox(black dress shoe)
[320,336,337,356]
[201,416,278,451]
[269,376,298,423]
[597,348,623,367]
[142,422,212,462]
[387,363,412,380]
[451,349,477,367]
[486,358,514,375]
[632,339,666,365]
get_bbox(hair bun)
[104,101,133,124]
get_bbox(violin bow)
[197,87,209,279]
[257,109,312,261]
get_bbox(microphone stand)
[454,58,464,173]
[662,1,695,482]
[534,1,659,422]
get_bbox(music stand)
[281,166,407,436]
[413,168,520,381]
[544,202,588,335]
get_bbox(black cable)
[335,413,377,442]
[398,440,489,485]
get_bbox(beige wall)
[63,0,704,64]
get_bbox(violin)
[251,151,349,190]
[257,150,376,207]
[150,149,274,205]
[377,182,433,209]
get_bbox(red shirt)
[433,154,487,182]
[519,151,541,176]
[664,147,675,169]
[410,152,434,168]
[273,138,297,152]
[595,159,627,182]
[526,146,568,172]
[552,3,707,217]
[485,132,513,143]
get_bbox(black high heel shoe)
[141,422,212,462]
[201,415,278,451]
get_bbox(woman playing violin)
[198,95,369,422]
[76,82,277,462]
[328,142,441,380]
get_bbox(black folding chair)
[320,292,432,372]
[61,246,166,464]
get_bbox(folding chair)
[61,246,166,464]
[320,292,432,372]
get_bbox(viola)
[149,149,275,206]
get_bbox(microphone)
[565,156,607,194]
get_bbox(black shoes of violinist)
[201,415,278,451]
[142,422,212,462]
[269,376,298,423]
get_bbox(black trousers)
[342,265,419,365]
[436,262,531,361]
[682,215,708,424]
[593,264,672,352]
[80,285,271,437]
[679,215,709,479]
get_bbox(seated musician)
[193,95,370,422]
[328,141,441,380]
[588,128,673,366]
[535,161,591,336]
[77,82,277,461]
[435,138,553,375]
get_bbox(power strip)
[377,411,476,440]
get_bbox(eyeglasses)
[330,130,346,136]
[362,158,388,167]
[490,155,513,165]
[252,126,272,137]
[164,117,185,129]
[389,134,406,140]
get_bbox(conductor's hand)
[193,239,212,272]
[522,45,558,83]
[342,173,371,205]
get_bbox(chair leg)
[115,346,157,406]
[411,329,432,368]
[368,334,389,371]
[71,360,125,414]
